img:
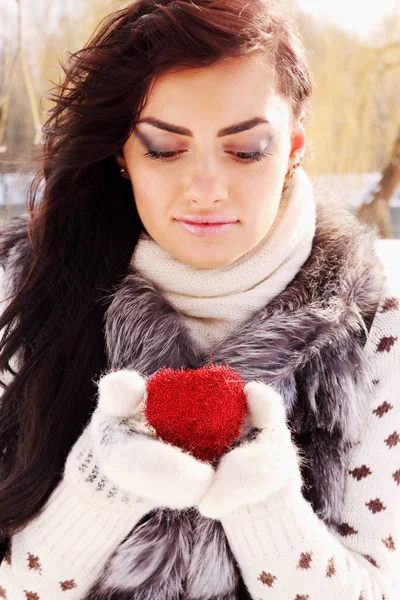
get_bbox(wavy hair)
[0,0,312,538]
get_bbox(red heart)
[145,364,247,463]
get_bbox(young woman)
[0,0,399,598]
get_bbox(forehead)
[140,54,290,132]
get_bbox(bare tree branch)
[375,42,400,56]
[0,50,20,103]
[378,61,400,76]
[16,0,42,145]
[0,26,11,152]
[357,128,400,238]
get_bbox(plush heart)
[145,364,248,463]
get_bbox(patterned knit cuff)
[65,424,149,512]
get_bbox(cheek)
[237,164,284,225]
[246,193,281,243]
[124,139,176,223]
[131,167,170,218]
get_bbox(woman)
[0,0,399,598]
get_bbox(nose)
[183,156,228,207]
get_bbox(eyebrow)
[136,116,270,138]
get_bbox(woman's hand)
[198,382,302,519]
[89,370,215,509]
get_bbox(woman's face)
[117,54,306,268]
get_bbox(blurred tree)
[296,14,400,177]
[0,0,43,172]
[1,0,42,146]
[295,4,400,237]
[356,128,400,238]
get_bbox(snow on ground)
[376,239,400,290]
[314,172,400,209]
[0,173,34,207]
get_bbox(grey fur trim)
[183,514,241,600]
[85,510,193,600]
[104,274,201,375]
[85,511,242,600]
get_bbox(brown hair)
[0,0,312,538]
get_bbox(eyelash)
[143,148,272,163]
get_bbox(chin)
[177,250,242,269]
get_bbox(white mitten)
[88,369,215,509]
[198,381,302,519]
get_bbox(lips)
[174,215,238,237]
[175,219,237,238]
[176,215,237,225]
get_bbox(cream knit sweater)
[0,173,399,599]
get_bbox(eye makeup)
[135,128,180,154]
[223,133,274,162]
[134,126,274,164]
[143,147,273,163]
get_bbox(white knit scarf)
[131,168,316,354]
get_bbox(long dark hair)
[0,0,312,537]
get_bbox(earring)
[120,167,130,180]
[285,154,305,182]
[283,155,305,192]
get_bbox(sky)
[2,1,398,37]
[297,0,398,37]
[1,0,398,47]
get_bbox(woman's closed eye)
[143,147,273,163]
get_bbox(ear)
[115,150,127,170]
[287,117,306,170]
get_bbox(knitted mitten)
[87,369,214,508]
[198,381,302,519]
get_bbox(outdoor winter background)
[1,0,400,243]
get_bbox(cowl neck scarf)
[131,169,316,354]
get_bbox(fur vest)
[0,199,385,599]
[85,200,384,600]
